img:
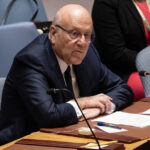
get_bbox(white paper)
[92,111,150,128]
[95,125,127,133]
[140,109,150,115]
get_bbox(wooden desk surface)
[1,98,150,150]
[0,131,149,150]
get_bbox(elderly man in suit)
[0,4,133,145]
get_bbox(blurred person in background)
[92,0,150,100]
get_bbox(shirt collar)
[56,55,69,74]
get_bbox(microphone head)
[47,88,60,94]
[139,71,146,76]
[139,71,149,77]
[47,88,72,95]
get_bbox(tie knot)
[65,66,71,75]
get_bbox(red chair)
[127,72,145,101]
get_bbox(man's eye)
[84,34,89,38]
[71,32,79,37]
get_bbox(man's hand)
[79,108,101,121]
[77,93,112,114]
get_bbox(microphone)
[47,88,62,94]
[47,88,101,150]
[139,71,150,77]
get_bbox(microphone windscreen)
[47,88,60,94]
[47,89,54,94]
[139,71,147,76]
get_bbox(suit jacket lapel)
[74,63,91,97]
[45,40,66,89]
[126,0,145,35]
[51,60,72,101]
[50,60,66,88]
[46,40,73,101]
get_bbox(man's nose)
[78,34,87,43]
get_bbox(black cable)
[47,88,101,150]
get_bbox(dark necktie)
[64,66,73,93]
[64,66,74,101]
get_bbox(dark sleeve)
[15,64,78,128]
[92,0,137,70]
[89,44,134,110]
[101,66,134,111]
[99,58,134,110]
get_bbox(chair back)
[0,0,47,25]
[136,46,150,97]
[0,22,39,77]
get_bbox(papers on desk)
[95,125,127,133]
[140,108,150,115]
[92,111,150,128]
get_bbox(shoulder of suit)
[14,33,52,64]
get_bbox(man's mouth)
[73,50,83,54]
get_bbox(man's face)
[50,17,92,65]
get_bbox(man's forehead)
[58,5,92,24]
[70,24,92,33]
[61,13,92,31]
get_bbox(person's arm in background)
[92,0,137,70]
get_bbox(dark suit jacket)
[92,0,147,80]
[0,33,133,145]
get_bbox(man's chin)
[69,58,83,65]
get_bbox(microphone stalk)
[47,88,101,150]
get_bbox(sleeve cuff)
[67,100,82,118]
[106,102,116,114]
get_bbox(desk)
[1,99,150,150]
[0,131,150,150]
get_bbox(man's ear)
[49,25,57,44]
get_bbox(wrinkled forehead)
[59,6,93,32]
